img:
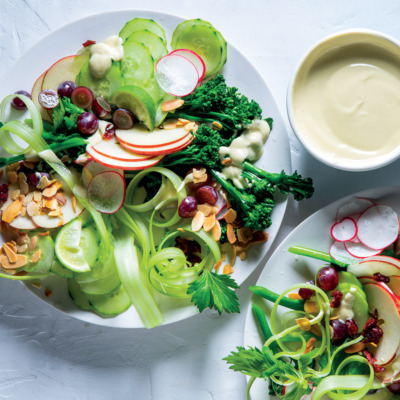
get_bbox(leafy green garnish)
[187,269,240,314]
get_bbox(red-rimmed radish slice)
[330,217,357,242]
[170,49,206,82]
[82,159,124,188]
[336,197,375,222]
[357,204,400,250]
[92,141,155,162]
[214,191,227,213]
[350,235,361,243]
[216,206,229,221]
[88,171,126,214]
[86,144,164,170]
[344,241,383,259]
[329,241,357,264]
[155,54,199,97]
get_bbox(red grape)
[57,80,76,98]
[316,265,339,291]
[178,196,198,218]
[185,168,210,191]
[71,86,94,109]
[28,172,51,186]
[112,108,135,129]
[77,112,99,135]
[11,90,31,110]
[195,186,217,205]
[331,319,348,344]
[38,89,59,110]
[92,96,111,118]
[388,382,400,394]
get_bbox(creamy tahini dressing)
[89,35,124,78]
[219,119,270,188]
[332,286,356,322]
[293,42,400,166]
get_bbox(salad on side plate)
[0,16,314,329]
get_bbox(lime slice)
[111,85,156,130]
[55,219,90,272]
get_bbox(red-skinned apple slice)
[363,282,400,365]
[386,276,400,298]
[86,144,164,170]
[348,258,400,278]
[92,141,155,162]
[359,276,400,305]
[115,123,190,148]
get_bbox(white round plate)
[0,10,290,328]
[244,185,400,399]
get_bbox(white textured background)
[1,1,400,399]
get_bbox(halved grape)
[112,108,135,129]
[38,89,59,110]
[71,86,94,109]
[11,90,31,110]
[195,186,217,205]
[57,80,77,98]
[92,96,111,118]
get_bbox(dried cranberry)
[363,327,383,344]
[0,184,9,202]
[82,40,96,47]
[330,290,343,308]
[298,280,316,300]
[103,123,116,140]
[363,349,386,373]
[345,319,358,337]
[373,272,390,283]
[362,318,377,336]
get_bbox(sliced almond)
[3,243,17,263]
[214,260,222,271]
[304,300,319,314]
[227,223,237,244]
[71,195,76,213]
[238,250,247,261]
[22,160,36,170]
[27,201,40,217]
[222,264,234,275]
[42,198,58,210]
[55,192,67,206]
[310,323,322,337]
[31,281,42,289]
[48,208,62,217]
[237,227,253,243]
[37,175,53,189]
[288,293,303,300]
[18,172,29,195]
[344,342,366,354]
[0,253,27,269]
[304,337,317,354]
[57,220,64,227]
[6,162,20,172]
[16,233,29,245]
[31,249,41,263]
[198,203,213,217]
[2,196,23,223]
[192,167,207,180]
[29,236,38,252]
[33,190,42,202]
[38,231,50,237]
[203,214,216,232]
[20,206,27,217]
[17,244,28,253]
[184,121,196,132]
[230,245,237,266]
[296,317,311,331]
[6,171,18,183]
[191,210,205,232]
[42,184,58,198]
[162,119,178,130]
[212,219,222,241]
[177,118,190,126]
[23,192,34,206]
[161,99,184,112]
[224,208,237,224]
[10,189,21,200]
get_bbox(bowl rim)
[286,28,400,172]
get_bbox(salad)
[0,17,313,329]
[225,196,400,399]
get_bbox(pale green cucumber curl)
[0,94,111,254]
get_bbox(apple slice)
[115,123,189,148]
[359,277,400,306]
[31,70,51,122]
[363,282,400,365]
[365,255,400,269]
[386,276,400,298]
[1,193,38,230]
[348,258,400,278]
[86,144,164,170]
[92,140,155,162]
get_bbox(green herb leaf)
[52,100,65,130]
[187,269,240,314]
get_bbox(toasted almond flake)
[237,227,253,243]
[192,167,206,180]
[37,175,52,189]
[296,317,311,331]
[230,245,237,266]
[161,99,184,112]
[10,189,21,200]
[238,250,247,261]
[6,162,20,172]
[20,206,27,217]
[235,231,269,252]
[330,315,340,320]
[191,210,205,232]
[2,196,23,223]
[31,249,41,263]
[304,337,317,354]
[54,181,62,191]
[227,223,237,244]
[177,227,185,232]
[222,158,232,165]
[304,301,319,314]
[177,118,190,126]
[48,208,62,217]
[43,198,58,211]
[203,214,216,232]
[23,192,34,206]
[22,161,36,169]
[29,235,38,252]
[214,259,222,271]
[33,191,42,202]
[55,192,67,206]
[42,184,58,198]
[17,244,28,253]
[18,172,29,195]
[184,121,196,132]
[224,208,237,224]
[344,342,366,354]
[3,243,17,263]
[38,231,50,237]
[71,195,76,213]
[16,233,29,245]
[27,202,40,217]
[310,324,322,337]
[198,203,213,216]
[222,264,234,275]
[0,253,27,269]
[7,171,18,183]
[212,219,222,241]
[162,120,178,130]
[288,293,303,300]
[57,220,64,227]
[31,281,42,289]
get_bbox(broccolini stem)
[249,286,305,311]
[288,246,348,268]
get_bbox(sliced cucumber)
[171,19,227,78]
[86,284,131,317]
[68,278,93,311]
[125,29,168,62]
[50,260,73,279]
[119,17,167,43]
[24,236,55,274]
[121,41,154,86]
[80,225,99,267]
[76,60,124,99]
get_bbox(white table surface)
[1,1,400,399]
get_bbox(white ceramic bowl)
[287,29,400,171]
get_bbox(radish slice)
[357,204,400,250]
[344,241,383,258]
[329,241,357,264]
[170,49,206,82]
[216,206,229,221]
[336,197,375,222]
[88,171,126,214]
[350,235,361,243]
[82,159,124,187]
[331,217,357,242]
[155,54,199,97]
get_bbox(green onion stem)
[249,286,305,311]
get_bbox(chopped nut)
[238,251,247,261]
[10,189,21,200]
[162,120,178,130]
[191,210,205,232]
[304,300,319,314]
[192,167,207,180]
[57,220,64,227]
[235,231,269,252]
[6,171,18,183]
[23,192,34,206]
[16,233,29,245]
[71,195,76,213]
[18,172,29,195]
[212,219,222,241]
[198,204,214,216]
[37,175,52,189]
[0,253,27,269]
[16,244,28,253]
[230,245,237,266]
[177,118,190,126]
[203,214,216,232]
[29,236,38,252]
[55,192,67,206]
[6,162,20,172]
[227,223,237,244]
[224,208,237,224]
[184,121,196,132]
[2,196,23,223]
[22,160,36,170]
[310,323,322,337]
[42,198,58,210]
[38,231,50,237]
[222,264,234,275]
[237,227,253,244]
[161,99,184,112]
[42,184,58,198]
[31,249,41,263]
[48,208,62,217]
[214,260,222,271]
[3,243,17,263]
[212,121,223,131]
[33,191,42,202]
[20,206,26,217]
[26,202,40,217]
[304,337,317,354]
[344,342,366,354]
[221,158,232,165]
[296,317,311,331]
